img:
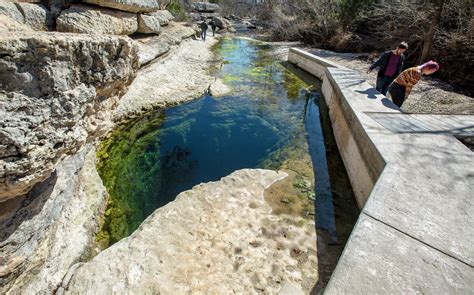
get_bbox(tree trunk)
[419,0,445,63]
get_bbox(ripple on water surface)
[96,38,327,247]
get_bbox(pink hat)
[420,60,439,72]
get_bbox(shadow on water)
[284,62,360,293]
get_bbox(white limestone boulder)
[0,14,31,31]
[137,13,161,33]
[57,4,137,35]
[137,10,174,33]
[15,3,53,31]
[0,2,24,23]
[192,1,220,12]
[83,0,161,13]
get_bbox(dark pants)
[212,28,216,36]
[376,75,394,96]
[388,82,406,107]
[201,30,207,41]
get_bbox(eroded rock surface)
[0,14,32,31]
[0,2,24,23]
[0,145,108,294]
[137,9,173,33]
[116,31,223,120]
[0,32,139,201]
[57,4,137,35]
[62,169,317,294]
[133,22,196,65]
[83,0,161,13]
[145,9,173,26]
[192,1,219,12]
[137,13,161,34]
[0,2,52,31]
[15,3,53,31]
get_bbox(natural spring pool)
[96,38,358,250]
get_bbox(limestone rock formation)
[192,1,219,13]
[57,5,137,35]
[0,2,53,31]
[83,0,161,13]
[0,2,24,23]
[0,14,32,31]
[141,9,173,26]
[0,145,108,294]
[188,11,218,21]
[212,16,230,29]
[61,169,317,294]
[137,13,161,34]
[0,31,139,201]
[15,3,53,30]
[133,22,195,65]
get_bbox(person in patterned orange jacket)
[388,61,439,107]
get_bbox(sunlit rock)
[57,5,137,35]
[0,31,139,201]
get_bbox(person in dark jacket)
[200,21,208,41]
[210,20,217,36]
[368,42,408,95]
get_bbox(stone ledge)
[288,48,474,293]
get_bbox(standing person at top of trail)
[210,20,217,36]
[200,21,208,41]
[388,60,440,108]
[368,42,408,95]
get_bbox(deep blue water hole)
[97,38,357,246]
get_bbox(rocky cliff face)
[0,144,109,294]
[60,169,317,294]
[0,32,139,201]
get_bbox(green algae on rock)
[96,111,165,247]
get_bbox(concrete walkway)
[368,113,474,136]
[288,48,474,294]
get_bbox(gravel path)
[256,39,473,115]
[308,48,474,115]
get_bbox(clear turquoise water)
[97,38,333,246]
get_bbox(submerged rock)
[0,145,108,294]
[62,169,317,294]
[83,0,162,13]
[0,31,139,201]
[57,4,137,35]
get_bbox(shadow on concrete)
[355,87,379,99]
[381,98,401,111]
[0,171,57,242]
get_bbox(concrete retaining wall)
[288,48,474,293]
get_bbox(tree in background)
[251,0,473,94]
